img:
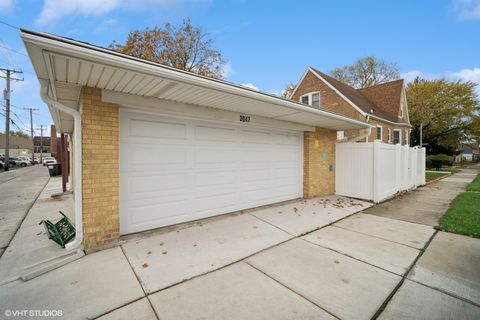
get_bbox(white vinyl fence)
[335,140,426,203]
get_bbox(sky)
[0,0,479,135]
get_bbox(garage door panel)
[129,119,187,140]
[194,147,239,164]
[128,145,188,166]
[194,125,237,142]
[194,193,239,213]
[120,110,303,235]
[239,168,271,182]
[128,201,189,226]
[129,173,188,194]
[241,186,297,205]
[241,129,272,144]
[194,171,237,187]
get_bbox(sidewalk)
[364,167,478,226]
[0,166,50,257]
[0,176,78,285]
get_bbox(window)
[301,95,309,105]
[393,129,401,144]
[387,128,391,143]
[337,131,345,140]
[299,92,320,108]
[376,126,383,141]
[311,92,320,108]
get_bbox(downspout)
[40,80,83,251]
[343,126,372,143]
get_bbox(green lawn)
[439,192,480,238]
[467,174,480,192]
[425,171,449,182]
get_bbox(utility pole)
[38,125,45,164]
[1,68,23,171]
[24,107,39,165]
[420,123,423,147]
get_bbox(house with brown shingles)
[290,67,411,145]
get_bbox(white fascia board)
[289,68,310,99]
[369,114,412,127]
[20,30,371,130]
[309,68,367,117]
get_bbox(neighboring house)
[455,142,479,162]
[22,29,371,251]
[290,67,412,145]
[0,133,32,157]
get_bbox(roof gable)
[310,68,398,121]
[358,79,406,123]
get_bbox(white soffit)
[21,29,371,133]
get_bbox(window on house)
[337,131,345,140]
[387,128,391,143]
[301,95,309,105]
[393,129,401,144]
[311,92,320,108]
[299,92,320,108]
[376,126,383,141]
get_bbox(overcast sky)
[0,0,479,135]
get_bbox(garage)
[23,29,371,248]
[120,110,303,234]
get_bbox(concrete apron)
[120,195,370,294]
[0,177,82,285]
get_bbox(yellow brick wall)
[303,128,337,198]
[80,87,120,249]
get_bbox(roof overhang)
[20,29,371,133]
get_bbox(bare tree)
[282,83,296,98]
[330,56,400,88]
[110,19,226,79]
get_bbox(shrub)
[427,154,453,170]
[425,157,432,168]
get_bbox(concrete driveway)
[1,171,480,319]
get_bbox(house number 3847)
[240,115,250,122]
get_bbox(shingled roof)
[310,68,406,123]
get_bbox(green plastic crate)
[39,211,76,248]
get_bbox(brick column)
[80,87,120,249]
[303,128,336,198]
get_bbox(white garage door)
[120,110,303,235]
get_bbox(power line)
[1,68,24,171]
[0,19,19,31]
[0,44,27,57]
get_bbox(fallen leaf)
[142,263,149,268]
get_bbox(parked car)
[2,157,18,167]
[11,157,31,167]
[43,157,57,166]
[0,159,14,169]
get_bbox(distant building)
[455,142,479,163]
[33,125,62,160]
[0,133,32,157]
